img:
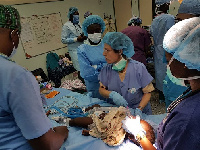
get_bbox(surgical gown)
[163,75,188,108]
[61,21,83,71]
[0,55,52,149]
[157,92,200,150]
[150,14,175,91]
[99,59,153,115]
[77,41,107,99]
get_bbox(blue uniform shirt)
[0,55,52,149]
[99,59,153,114]
[157,92,200,150]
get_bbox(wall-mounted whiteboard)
[20,13,66,58]
[1,0,63,5]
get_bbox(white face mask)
[9,42,17,58]
[88,33,101,44]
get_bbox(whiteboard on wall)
[20,13,66,58]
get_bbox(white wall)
[11,0,114,74]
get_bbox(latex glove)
[109,91,128,107]
[122,115,146,138]
[134,108,143,118]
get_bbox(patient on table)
[69,105,155,146]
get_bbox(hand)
[77,35,85,42]
[134,108,143,118]
[122,116,145,138]
[109,91,128,107]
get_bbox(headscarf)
[67,7,78,18]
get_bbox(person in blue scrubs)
[150,0,175,102]
[122,15,200,150]
[99,32,155,115]
[61,7,87,80]
[77,15,107,99]
[0,5,68,150]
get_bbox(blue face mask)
[166,65,186,87]
[73,15,79,24]
[112,57,127,71]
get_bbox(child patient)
[69,105,155,146]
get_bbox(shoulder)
[129,59,145,68]
[77,44,88,53]
[100,64,113,74]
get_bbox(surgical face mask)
[166,65,186,86]
[73,15,79,24]
[112,57,127,71]
[168,56,200,83]
[88,33,101,44]
[9,40,17,58]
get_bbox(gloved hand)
[134,108,143,118]
[109,91,128,107]
[122,116,146,138]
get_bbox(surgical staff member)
[61,7,86,75]
[0,5,68,150]
[99,32,155,115]
[150,0,175,102]
[123,17,200,150]
[77,15,106,99]
[121,16,152,66]
[162,0,200,108]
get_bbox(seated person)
[69,105,155,146]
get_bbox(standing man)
[121,16,152,66]
[150,0,175,102]
[0,5,68,149]
[61,7,86,79]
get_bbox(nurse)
[150,0,175,102]
[99,32,155,115]
[77,15,107,99]
[61,7,86,72]
[123,17,200,150]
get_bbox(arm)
[61,24,77,44]
[99,82,111,98]
[138,93,151,110]
[29,127,68,150]
[77,47,101,81]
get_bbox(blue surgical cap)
[178,0,200,15]
[127,16,142,26]
[82,15,105,37]
[68,7,78,18]
[155,0,171,5]
[103,32,135,58]
[163,17,200,71]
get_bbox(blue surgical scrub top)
[77,41,107,99]
[99,59,153,114]
[0,55,52,149]
[157,92,200,150]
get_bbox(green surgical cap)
[0,5,21,32]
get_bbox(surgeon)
[99,32,155,115]
[122,16,200,150]
[150,0,175,103]
[0,5,69,149]
[77,15,107,99]
[61,7,86,79]
[162,0,200,108]
[121,16,152,66]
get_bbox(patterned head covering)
[67,7,78,18]
[127,16,142,26]
[0,5,21,32]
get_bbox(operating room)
[1,0,200,149]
